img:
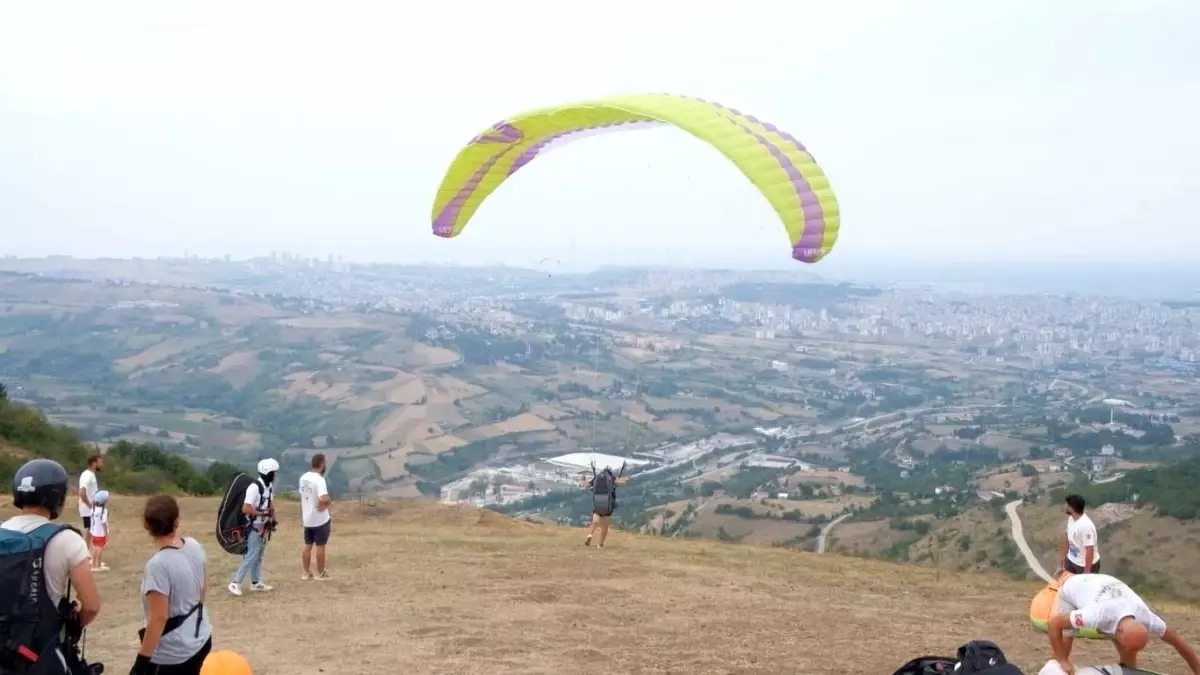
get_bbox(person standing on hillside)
[88,490,110,572]
[578,465,629,549]
[298,453,333,581]
[1045,572,1200,674]
[132,495,212,675]
[1059,494,1100,575]
[227,458,278,596]
[77,454,103,548]
[1,458,103,674]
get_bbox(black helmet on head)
[12,458,70,520]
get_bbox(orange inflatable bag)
[1029,571,1103,639]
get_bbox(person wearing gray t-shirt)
[132,495,214,675]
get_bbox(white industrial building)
[538,452,649,476]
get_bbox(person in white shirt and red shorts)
[89,490,110,571]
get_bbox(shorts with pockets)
[304,521,331,546]
[82,516,92,531]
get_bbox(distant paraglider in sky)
[430,93,840,265]
[538,257,562,277]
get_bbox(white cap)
[257,458,280,474]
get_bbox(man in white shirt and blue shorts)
[299,453,333,581]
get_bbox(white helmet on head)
[257,458,280,475]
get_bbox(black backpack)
[956,640,1024,675]
[592,470,614,498]
[215,473,268,555]
[591,469,617,516]
[891,656,957,675]
[0,523,101,674]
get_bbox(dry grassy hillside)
[69,496,1200,674]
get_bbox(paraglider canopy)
[430,93,840,265]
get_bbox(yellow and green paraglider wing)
[430,93,840,264]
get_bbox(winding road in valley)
[1005,499,1054,583]
[816,513,851,554]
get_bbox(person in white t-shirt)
[1046,572,1200,674]
[298,453,333,581]
[227,458,278,596]
[89,490,111,572]
[77,454,103,547]
[1059,494,1100,575]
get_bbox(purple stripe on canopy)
[434,121,527,236]
[508,119,663,176]
[695,97,828,263]
[433,145,519,237]
[471,121,524,145]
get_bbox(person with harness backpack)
[0,458,104,675]
[578,461,628,549]
[132,495,212,675]
[226,458,278,596]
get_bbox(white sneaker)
[227,582,243,596]
[250,582,273,592]
[313,570,330,581]
[301,572,313,581]
[99,563,110,570]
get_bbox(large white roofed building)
[539,452,649,475]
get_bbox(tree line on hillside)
[1,385,251,497]
[1055,455,1200,519]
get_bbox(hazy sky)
[2,1,1198,274]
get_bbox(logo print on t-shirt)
[1097,582,1124,601]
[1073,613,1085,628]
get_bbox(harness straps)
[139,603,204,641]
[138,539,205,642]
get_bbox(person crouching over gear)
[0,458,104,675]
[227,458,278,596]
[1046,572,1200,674]
[578,464,628,548]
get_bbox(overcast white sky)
[2,1,1198,273]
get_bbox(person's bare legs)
[597,516,611,547]
[302,543,313,577]
[584,513,600,545]
[91,545,104,570]
[315,544,326,574]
